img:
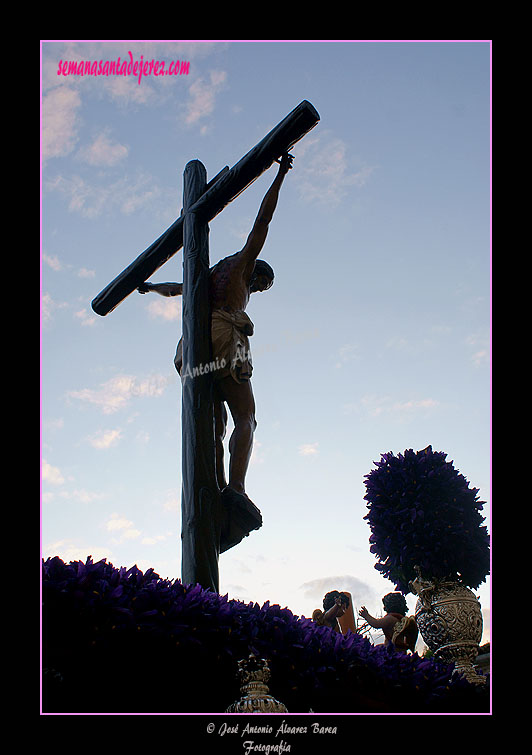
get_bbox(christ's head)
[250,260,274,293]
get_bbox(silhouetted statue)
[139,154,293,543]
[359,593,418,653]
[312,591,350,633]
[92,100,320,592]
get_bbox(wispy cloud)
[42,278,98,328]
[68,373,170,414]
[373,395,438,416]
[102,75,157,106]
[42,459,65,486]
[46,172,162,219]
[183,70,227,128]
[46,488,106,505]
[105,512,141,543]
[78,267,95,278]
[466,332,489,367]
[41,42,230,165]
[64,489,105,504]
[250,440,265,466]
[42,86,82,163]
[74,308,97,327]
[141,534,167,546]
[294,132,374,207]
[42,292,68,325]
[471,349,489,367]
[145,297,182,322]
[43,253,63,271]
[345,394,439,418]
[88,428,123,449]
[41,293,55,324]
[298,442,319,457]
[43,539,111,564]
[43,253,95,280]
[77,131,129,167]
[162,490,180,513]
[335,343,358,369]
[300,575,377,607]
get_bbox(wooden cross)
[91,101,320,592]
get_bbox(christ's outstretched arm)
[239,153,293,274]
[138,282,183,297]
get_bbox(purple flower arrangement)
[42,556,488,713]
[363,446,490,593]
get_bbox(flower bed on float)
[42,556,489,713]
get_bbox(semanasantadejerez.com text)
[57,52,190,85]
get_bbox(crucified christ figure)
[138,153,293,504]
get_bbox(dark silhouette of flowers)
[363,446,490,593]
[42,555,489,713]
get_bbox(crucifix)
[91,100,320,593]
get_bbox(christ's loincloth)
[174,309,254,384]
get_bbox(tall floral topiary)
[363,446,490,593]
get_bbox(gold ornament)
[226,655,288,713]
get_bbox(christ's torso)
[209,253,250,313]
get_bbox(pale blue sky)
[41,40,491,647]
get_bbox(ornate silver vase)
[411,573,486,685]
[226,655,288,713]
